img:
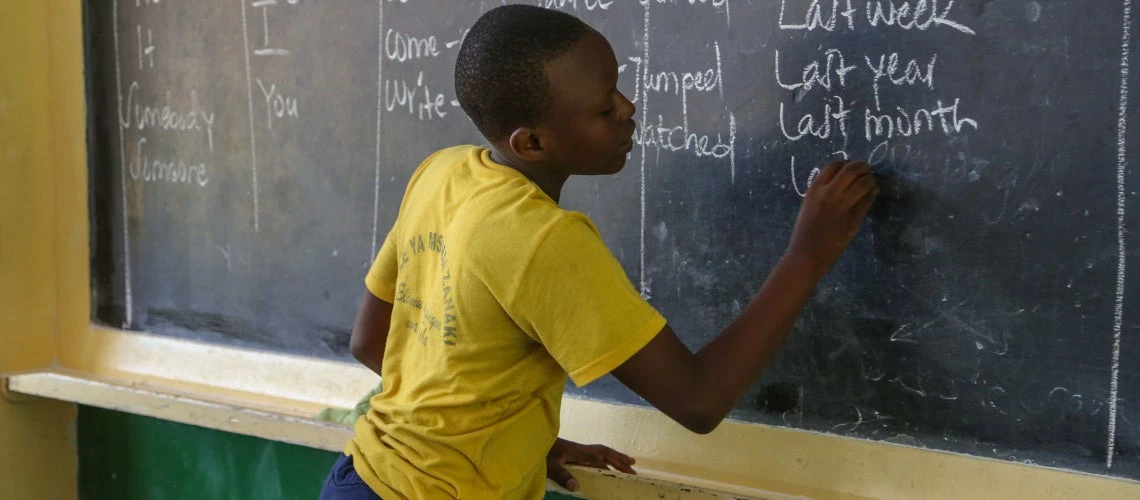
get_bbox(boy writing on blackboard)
[320,5,877,500]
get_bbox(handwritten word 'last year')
[775,48,937,109]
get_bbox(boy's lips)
[620,123,636,151]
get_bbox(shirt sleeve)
[508,215,666,387]
[363,148,448,302]
[365,228,399,302]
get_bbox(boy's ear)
[507,127,545,162]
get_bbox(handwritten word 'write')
[385,72,451,120]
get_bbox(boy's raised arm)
[612,161,878,434]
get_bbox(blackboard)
[86,0,1140,480]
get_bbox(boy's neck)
[489,148,569,204]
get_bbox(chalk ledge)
[5,368,768,500]
[6,368,354,451]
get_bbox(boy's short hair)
[455,5,590,142]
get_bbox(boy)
[320,5,878,500]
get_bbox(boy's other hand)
[788,160,879,272]
[546,438,636,492]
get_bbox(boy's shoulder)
[431,144,483,161]
[399,145,483,200]
[413,144,482,176]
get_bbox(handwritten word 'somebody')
[121,82,217,152]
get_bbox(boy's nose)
[618,91,636,119]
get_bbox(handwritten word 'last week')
[779,0,976,35]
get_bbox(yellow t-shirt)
[346,145,666,499]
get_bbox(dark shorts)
[319,454,383,500]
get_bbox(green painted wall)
[77,406,577,500]
[78,406,337,500]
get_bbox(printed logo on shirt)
[398,231,459,347]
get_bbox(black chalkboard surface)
[87,0,1140,480]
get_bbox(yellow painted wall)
[1,0,59,373]
[0,389,77,500]
[0,0,83,497]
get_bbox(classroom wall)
[0,0,60,373]
[0,392,76,500]
[0,0,83,498]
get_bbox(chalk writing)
[628,42,723,102]
[122,82,217,151]
[775,48,857,94]
[127,136,210,187]
[863,99,976,141]
[256,79,300,129]
[773,0,978,196]
[865,52,937,109]
[136,25,155,69]
[631,35,737,180]
[250,0,299,57]
[778,0,975,35]
[778,96,853,142]
[385,29,440,62]
[636,112,736,166]
[538,0,614,11]
[385,72,450,120]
